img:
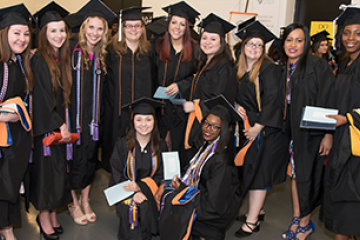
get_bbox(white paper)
[103,180,134,206]
[162,152,181,180]
[0,103,17,113]
[302,106,338,124]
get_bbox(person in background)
[310,30,336,69]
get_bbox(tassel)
[67,143,73,161]
[118,11,122,42]
[43,143,51,156]
[234,121,239,147]
[76,127,81,145]
[129,201,138,228]
[28,150,33,163]
[92,123,99,141]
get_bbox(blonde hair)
[236,38,265,83]
[111,20,150,56]
[79,16,108,74]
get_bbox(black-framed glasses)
[202,121,221,131]
[245,41,263,48]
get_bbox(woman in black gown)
[0,4,33,240]
[67,0,116,225]
[320,11,360,240]
[101,7,154,172]
[29,8,72,240]
[110,98,167,240]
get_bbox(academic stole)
[74,45,101,145]
[125,148,158,229]
[182,138,219,188]
[0,56,31,160]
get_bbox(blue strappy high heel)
[292,220,315,240]
[281,216,300,239]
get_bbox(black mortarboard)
[34,1,69,29]
[311,30,331,44]
[121,97,165,115]
[75,0,117,23]
[336,7,360,26]
[236,16,255,32]
[204,95,242,123]
[236,20,276,44]
[270,38,282,50]
[198,13,235,36]
[0,4,32,30]
[64,14,82,33]
[121,7,151,22]
[147,18,167,36]
[162,1,200,21]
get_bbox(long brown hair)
[126,114,160,155]
[111,21,150,56]
[236,38,265,83]
[156,16,195,62]
[38,22,72,105]
[79,16,108,74]
[0,26,34,93]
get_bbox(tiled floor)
[14,169,338,240]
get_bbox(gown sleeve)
[109,138,128,186]
[314,58,336,109]
[152,140,167,186]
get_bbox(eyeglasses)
[125,24,142,29]
[202,121,221,132]
[245,41,263,48]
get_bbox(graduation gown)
[27,51,72,210]
[101,45,154,172]
[68,40,103,189]
[159,149,241,240]
[280,54,335,217]
[236,59,290,193]
[320,54,360,236]
[110,137,166,240]
[0,59,31,227]
[153,40,196,166]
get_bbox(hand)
[183,101,195,113]
[0,113,20,122]
[123,181,140,192]
[319,133,333,156]
[171,175,181,190]
[327,114,348,127]
[243,123,264,141]
[165,83,179,96]
[165,131,172,151]
[133,192,147,204]
[154,183,165,205]
[59,123,71,142]
[235,103,247,120]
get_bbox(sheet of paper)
[0,103,17,113]
[162,151,181,180]
[170,98,186,105]
[153,87,177,100]
[103,180,133,206]
[302,106,338,124]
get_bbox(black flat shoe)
[234,221,260,238]
[36,215,60,240]
[236,212,265,222]
[53,226,63,235]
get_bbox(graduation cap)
[75,0,117,23]
[147,18,167,36]
[198,13,235,36]
[204,94,242,123]
[336,6,360,26]
[0,4,32,30]
[311,30,331,44]
[120,7,151,22]
[236,20,276,44]
[236,16,256,32]
[64,14,82,33]
[270,38,282,51]
[121,97,165,116]
[162,1,200,22]
[34,1,69,29]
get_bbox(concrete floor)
[14,169,338,240]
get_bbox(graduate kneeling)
[109,98,167,240]
[157,95,241,240]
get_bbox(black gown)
[320,54,360,236]
[153,40,196,167]
[159,146,241,240]
[27,51,72,210]
[110,137,166,240]
[280,54,335,217]
[68,40,103,190]
[101,45,154,172]
[236,59,290,193]
[0,59,31,227]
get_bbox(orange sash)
[184,100,202,150]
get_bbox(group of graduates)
[0,0,360,240]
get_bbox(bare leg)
[81,185,96,221]
[335,234,352,240]
[0,226,17,240]
[49,209,60,228]
[282,178,301,239]
[39,210,55,234]
[69,189,86,220]
[241,190,267,232]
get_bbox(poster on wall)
[310,21,334,46]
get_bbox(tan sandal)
[68,205,88,226]
[80,197,96,223]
